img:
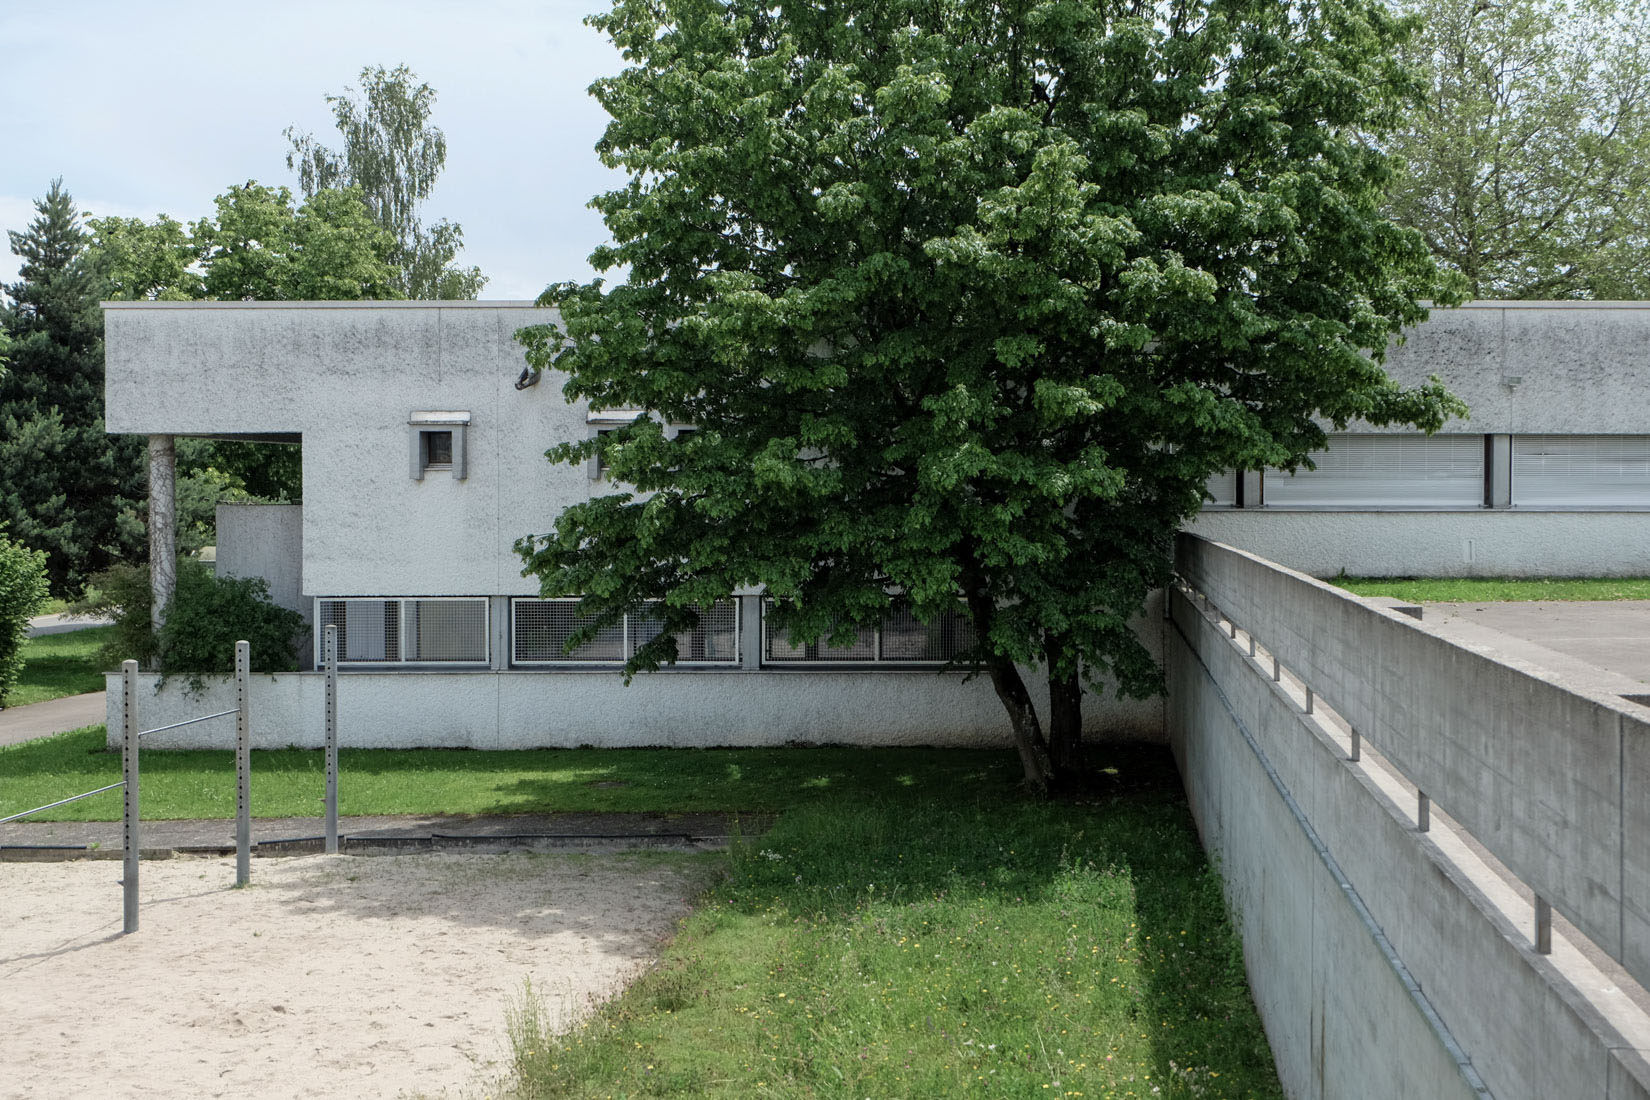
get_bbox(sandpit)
[0,850,710,1099]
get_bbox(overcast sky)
[0,1,627,300]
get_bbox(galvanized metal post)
[1304,688,1314,715]
[324,624,339,855]
[1417,791,1431,832]
[122,660,140,934]
[1534,897,1552,954]
[1349,727,1361,762]
[235,640,251,886]
[1247,634,1256,658]
[1271,656,1281,682]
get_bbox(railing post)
[1417,791,1431,832]
[1272,656,1281,682]
[235,640,251,886]
[1248,634,1256,658]
[1349,727,1361,762]
[325,624,339,855]
[122,660,140,934]
[1535,897,1552,954]
[1304,688,1314,715]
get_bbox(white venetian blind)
[1264,434,1484,508]
[1512,435,1650,507]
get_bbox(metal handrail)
[137,708,237,738]
[0,781,126,826]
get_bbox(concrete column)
[148,435,176,640]
[1487,433,1512,508]
[1240,469,1265,509]
[739,595,763,670]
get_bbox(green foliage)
[507,782,1280,1098]
[0,180,147,596]
[1385,0,1650,298]
[8,624,116,707]
[0,532,50,706]
[76,559,303,678]
[518,0,1467,788]
[194,182,402,301]
[1333,575,1650,602]
[87,213,205,301]
[286,64,486,299]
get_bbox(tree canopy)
[1385,0,1650,298]
[286,63,486,300]
[517,0,1465,790]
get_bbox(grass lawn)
[5,625,117,708]
[0,728,1031,820]
[1,730,1282,1096]
[1332,576,1650,603]
[505,761,1280,1098]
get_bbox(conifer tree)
[0,180,144,595]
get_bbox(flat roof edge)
[101,300,550,310]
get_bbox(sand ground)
[0,850,710,1099]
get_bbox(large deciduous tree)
[1384,0,1650,298]
[286,64,486,300]
[0,180,146,595]
[516,0,1465,791]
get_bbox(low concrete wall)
[1189,508,1650,578]
[1171,536,1650,1099]
[1176,534,1650,994]
[106,663,1163,752]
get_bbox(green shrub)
[0,533,50,706]
[78,559,304,679]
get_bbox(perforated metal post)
[1272,656,1281,682]
[1304,688,1314,715]
[1534,897,1552,954]
[1248,635,1256,658]
[235,640,251,886]
[122,660,140,934]
[324,624,339,855]
[1349,727,1361,762]
[1417,791,1431,832]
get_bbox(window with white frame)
[1263,434,1484,508]
[764,603,976,664]
[315,598,489,665]
[1512,435,1650,507]
[512,598,740,665]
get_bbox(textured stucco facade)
[103,299,1650,746]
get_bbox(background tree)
[1385,0,1650,298]
[517,0,1465,790]
[0,180,146,595]
[286,64,486,299]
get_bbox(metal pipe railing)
[0,780,126,825]
[138,708,238,738]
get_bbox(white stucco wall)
[1189,509,1650,577]
[106,665,1165,751]
[106,301,583,597]
[216,503,305,613]
[1373,301,1650,434]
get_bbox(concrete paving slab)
[1425,600,1650,686]
[25,613,112,637]
[0,691,106,747]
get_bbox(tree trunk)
[1047,662,1084,779]
[985,657,1054,795]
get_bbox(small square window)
[409,412,469,480]
[423,430,453,468]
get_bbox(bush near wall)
[78,559,303,680]
[0,534,50,706]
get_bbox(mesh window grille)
[512,599,739,665]
[764,604,973,663]
[315,598,487,664]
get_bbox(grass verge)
[6,625,117,707]
[0,728,1027,820]
[505,765,1280,1098]
[1331,576,1650,603]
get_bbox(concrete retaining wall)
[1170,535,1650,1098]
[106,663,1163,752]
[1176,534,1650,993]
